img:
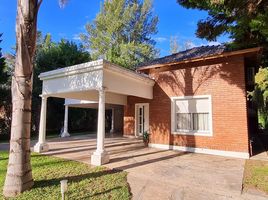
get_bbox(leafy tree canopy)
[177,0,268,52]
[0,33,8,84]
[35,33,90,72]
[251,68,268,128]
[0,33,11,136]
[32,33,91,134]
[34,32,91,95]
[81,0,159,69]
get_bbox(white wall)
[42,70,103,95]
[103,69,153,99]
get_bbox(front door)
[135,103,149,136]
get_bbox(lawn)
[0,151,131,200]
[243,159,268,194]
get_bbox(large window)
[171,95,212,136]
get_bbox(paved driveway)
[1,135,267,199]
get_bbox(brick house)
[35,45,261,165]
[124,45,261,159]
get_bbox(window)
[171,95,212,136]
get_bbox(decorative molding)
[39,59,155,86]
[148,143,250,159]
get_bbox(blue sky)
[0,0,229,56]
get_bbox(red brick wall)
[124,56,249,153]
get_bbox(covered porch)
[61,99,124,138]
[33,59,155,166]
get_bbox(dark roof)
[139,45,228,68]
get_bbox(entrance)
[135,103,149,136]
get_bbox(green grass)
[0,151,131,200]
[243,159,268,194]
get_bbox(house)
[125,45,261,159]
[34,45,262,166]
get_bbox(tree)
[3,0,68,197]
[32,34,91,135]
[80,0,158,69]
[177,0,268,52]
[0,34,12,137]
[170,36,179,54]
[249,68,268,129]
[0,33,7,84]
[177,0,268,131]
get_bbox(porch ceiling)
[39,59,155,104]
[64,99,123,109]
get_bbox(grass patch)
[0,151,131,200]
[243,159,268,194]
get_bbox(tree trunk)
[3,0,39,197]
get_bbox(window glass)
[173,97,211,133]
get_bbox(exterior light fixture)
[60,179,68,200]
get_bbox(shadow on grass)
[83,186,123,198]
[31,154,47,158]
[32,159,67,168]
[0,157,8,161]
[33,168,122,189]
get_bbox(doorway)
[135,103,149,137]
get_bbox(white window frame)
[171,95,213,136]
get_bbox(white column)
[91,88,109,166]
[110,108,115,133]
[61,105,70,137]
[34,95,49,153]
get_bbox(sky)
[0,0,229,57]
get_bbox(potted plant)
[143,131,150,147]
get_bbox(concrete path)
[1,135,267,200]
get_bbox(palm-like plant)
[3,0,68,197]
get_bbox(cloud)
[72,34,81,41]
[184,41,197,49]
[154,37,167,43]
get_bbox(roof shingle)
[139,45,228,68]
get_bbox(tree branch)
[37,0,43,11]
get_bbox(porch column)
[110,108,115,133]
[61,105,70,137]
[91,88,110,166]
[34,95,49,153]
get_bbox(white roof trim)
[39,59,155,86]
[103,60,155,86]
[39,60,104,80]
